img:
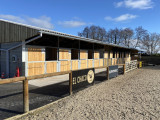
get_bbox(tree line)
[78,25,160,54]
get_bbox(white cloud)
[115,0,154,9]
[105,14,137,22]
[58,20,86,28]
[0,14,54,29]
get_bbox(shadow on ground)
[0,71,110,119]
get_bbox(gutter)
[0,32,42,78]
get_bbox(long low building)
[0,19,138,78]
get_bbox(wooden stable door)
[59,49,71,72]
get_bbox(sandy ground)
[11,66,160,120]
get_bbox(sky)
[0,0,159,35]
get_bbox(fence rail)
[125,60,138,73]
[1,59,140,115]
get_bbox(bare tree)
[120,28,134,47]
[140,33,160,54]
[107,28,121,44]
[134,26,148,48]
[150,33,160,54]
[78,25,107,41]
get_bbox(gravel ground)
[0,69,106,119]
[15,66,160,120]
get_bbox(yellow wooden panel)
[94,59,99,67]
[80,51,87,59]
[28,62,44,76]
[104,59,108,66]
[108,59,112,66]
[117,52,119,58]
[46,62,57,73]
[104,52,108,58]
[112,59,115,65]
[72,60,78,70]
[88,59,93,68]
[80,60,87,69]
[110,51,113,58]
[28,47,45,61]
[59,49,71,60]
[60,61,71,72]
[99,59,103,66]
[94,51,99,59]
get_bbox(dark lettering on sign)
[109,65,118,79]
[72,68,95,91]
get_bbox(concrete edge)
[5,95,70,120]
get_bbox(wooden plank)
[26,71,71,80]
[60,61,71,72]
[104,59,108,66]
[46,61,57,73]
[59,49,71,60]
[123,64,125,74]
[80,60,87,69]
[104,51,108,58]
[88,59,93,68]
[72,60,78,70]
[94,51,99,59]
[28,47,45,61]
[94,59,99,67]
[0,77,25,85]
[99,59,103,67]
[107,67,109,80]
[28,62,45,76]
[110,51,113,58]
[108,59,112,66]
[80,50,87,59]
[23,79,29,113]
[69,72,72,95]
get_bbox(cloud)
[115,0,154,9]
[0,14,54,29]
[58,20,86,28]
[105,14,137,22]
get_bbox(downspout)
[0,32,42,77]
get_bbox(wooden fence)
[0,63,127,114]
[125,60,138,73]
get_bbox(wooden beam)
[23,79,29,113]
[123,64,125,74]
[26,71,71,80]
[107,67,109,80]
[0,77,25,85]
[69,72,73,95]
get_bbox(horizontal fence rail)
[1,59,139,115]
[125,60,138,73]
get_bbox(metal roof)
[0,19,138,51]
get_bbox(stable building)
[0,19,138,78]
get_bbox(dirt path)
[16,66,160,120]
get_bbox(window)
[12,55,17,62]
[88,50,93,59]
[124,52,126,58]
[100,51,104,58]
[45,48,57,61]
[113,51,116,58]
[71,49,79,60]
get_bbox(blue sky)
[0,0,159,35]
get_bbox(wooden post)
[69,72,73,95]
[107,67,109,80]
[123,64,125,74]
[23,79,29,113]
